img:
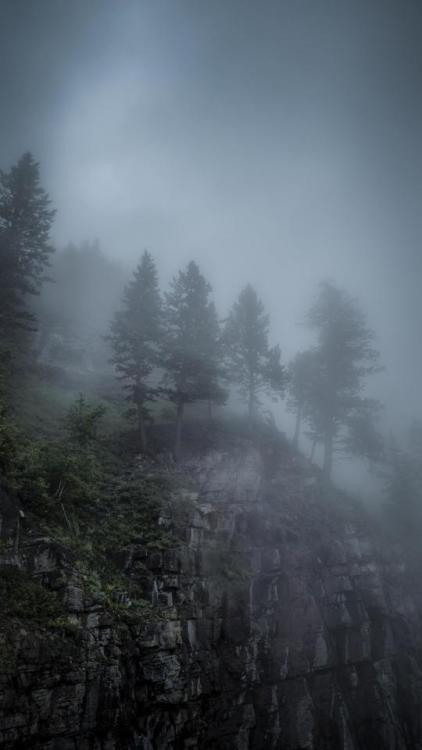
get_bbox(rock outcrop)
[1,436,422,749]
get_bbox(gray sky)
[1,0,422,435]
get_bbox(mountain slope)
[0,429,421,749]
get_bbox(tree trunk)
[137,403,147,453]
[323,421,334,481]
[310,439,317,462]
[174,401,184,461]
[293,403,302,448]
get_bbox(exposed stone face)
[1,440,422,749]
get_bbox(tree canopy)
[0,152,55,342]
[163,261,223,458]
[109,250,162,451]
[224,284,286,421]
[305,281,382,479]
[287,349,319,448]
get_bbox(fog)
[1,0,421,490]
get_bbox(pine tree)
[163,261,223,459]
[109,251,162,451]
[0,153,55,346]
[200,299,227,420]
[306,281,381,480]
[224,284,286,421]
[287,350,317,448]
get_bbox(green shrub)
[0,566,63,624]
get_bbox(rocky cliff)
[1,432,422,749]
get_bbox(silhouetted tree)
[224,284,286,421]
[109,251,162,451]
[0,152,55,368]
[201,300,227,420]
[306,281,381,480]
[287,350,318,448]
[163,261,222,459]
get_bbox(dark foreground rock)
[1,438,422,749]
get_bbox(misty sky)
[1,0,422,435]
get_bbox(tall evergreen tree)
[201,299,227,420]
[224,284,286,421]
[109,251,162,451]
[163,261,222,459]
[287,350,317,448]
[306,281,381,480]
[0,152,55,346]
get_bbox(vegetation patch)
[0,565,64,624]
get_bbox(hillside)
[1,423,421,749]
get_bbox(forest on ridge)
[1,151,421,551]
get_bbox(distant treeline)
[0,152,386,480]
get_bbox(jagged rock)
[1,440,422,748]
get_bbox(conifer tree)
[109,251,162,451]
[199,299,227,420]
[305,281,381,480]
[0,152,55,362]
[287,350,317,448]
[224,284,286,421]
[163,261,223,459]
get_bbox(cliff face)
[1,436,422,749]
